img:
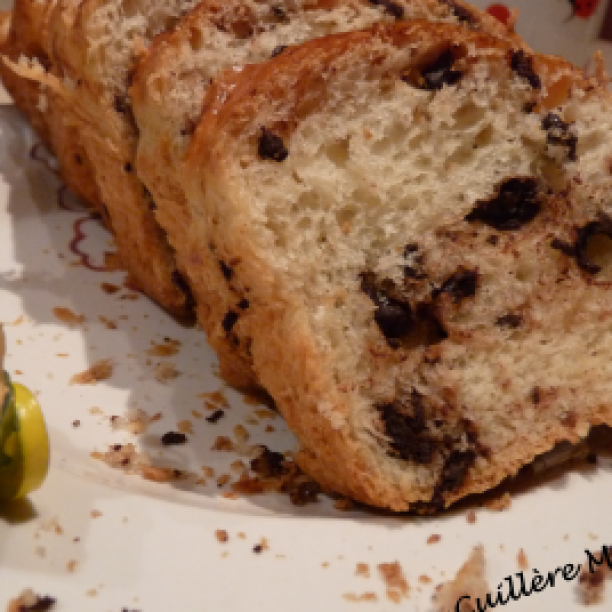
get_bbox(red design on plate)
[486,3,511,24]
[69,217,115,272]
[569,0,600,18]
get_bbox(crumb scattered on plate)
[70,359,113,385]
[517,548,529,570]
[427,534,441,545]
[7,589,56,612]
[356,563,370,578]
[378,561,409,602]
[484,492,511,511]
[53,307,84,325]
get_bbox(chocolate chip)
[170,270,196,315]
[586,453,598,465]
[258,128,289,162]
[531,387,541,404]
[222,311,239,333]
[437,268,478,303]
[509,50,541,89]
[523,101,537,113]
[206,410,225,423]
[495,313,523,328]
[465,177,540,231]
[219,260,233,280]
[253,545,263,553]
[19,596,57,612]
[437,449,476,493]
[250,446,287,478]
[361,272,412,340]
[161,431,187,445]
[409,49,462,91]
[271,6,289,21]
[368,0,404,18]
[114,95,129,113]
[238,298,249,309]
[378,391,436,464]
[439,0,476,24]
[403,243,427,279]
[271,45,287,58]
[123,162,132,173]
[542,112,577,161]
[551,214,612,274]
[289,480,322,506]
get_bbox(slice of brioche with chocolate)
[131,0,514,388]
[181,21,612,511]
[22,0,204,316]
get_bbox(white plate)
[0,106,610,612]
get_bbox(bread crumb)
[217,474,231,487]
[177,420,193,434]
[70,359,113,384]
[147,340,180,356]
[111,408,151,434]
[99,316,117,330]
[7,589,56,612]
[343,593,378,602]
[484,492,511,511]
[433,546,488,612]
[356,563,370,578]
[378,561,409,601]
[66,560,78,572]
[90,510,102,518]
[53,307,84,325]
[265,425,275,433]
[86,589,97,597]
[577,549,612,604]
[154,362,179,382]
[517,548,528,570]
[427,534,441,545]
[198,391,230,408]
[192,410,203,418]
[233,424,249,443]
[101,282,121,294]
[466,510,477,524]
[231,460,246,472]
[419,575,432,584]
[215,530,229,543]
[212,436,234,451]
[254,409,276,419]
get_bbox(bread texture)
[131,0,514,388]
[181,21,612,511]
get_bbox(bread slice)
[181,21,612,511]
[23,0,205,316]
[0,0,107,220]
[131,0,514,388]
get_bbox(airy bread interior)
[181,22,612,510]
[131,0,513,388]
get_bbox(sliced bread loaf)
[131,0,514,388]
[181,21,612,511]
[37,0,203,315]
[0,0,105,214]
